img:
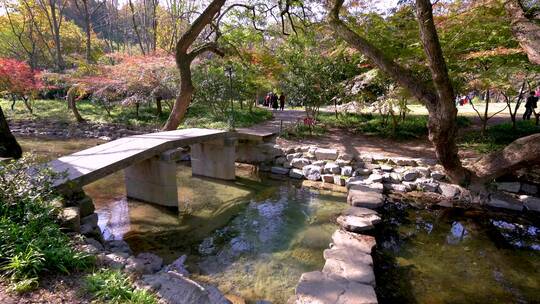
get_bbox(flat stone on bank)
[315,148,339,161]
[487,193,523,211]
[294,271,377,304]
[271,166,289,175]
[496,182,521,193]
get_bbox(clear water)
[374,202,540,304]
[19,137,348,303]
[20,137,540,303]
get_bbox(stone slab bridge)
[48,128,276,208]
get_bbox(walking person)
[523,91,538,120]
[264,93,270,107]
[279,93,286,111]
[271,92,279,111]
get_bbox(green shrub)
[0,158,93,291]
[281,123,327,139]
[459,120,540,153]
[85,269,157,304]
[316,112,471,139]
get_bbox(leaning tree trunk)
[505,0,540,65]
[0,105,22,159]
[162,0,226,130]
[67,86,86,123]
[328,0,469,184]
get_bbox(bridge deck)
[49,128,229,188]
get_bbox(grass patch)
[281,124,327,139]
[317,112,470,139]
[0,98,272,129]
[0,158,93,292]
[85,269,157,304]
[459,120,540,153]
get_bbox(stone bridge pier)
[124,136,237,208]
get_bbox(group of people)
[523,90,539,120]
[264,92,286,111]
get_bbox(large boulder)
[315,148,339,161]
[521,184,538,195]
[291,158,311,169]
[271,166,290,175]
[322,174,335,183]
[74,196,95,218]
[289,168,305,179]
[60,207,80,232]
[138,272,229,304]
[341,166,353,177]
[303,165,322,181]
[126,252,163,275]
[496,182,521,193]
[402,170,419,182]
[486,193,524,211]
[294,271,377,304]
[324,163,341,174]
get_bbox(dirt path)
[236,109,304,136]
[244,108,483,160]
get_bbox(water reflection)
[446,221,468,245]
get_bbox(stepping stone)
[323,247,375,286]
[331,229,376,255]
[294,271,377,304]
[337,213,381,232]
[347,185,385,209]
[342,206,379,217]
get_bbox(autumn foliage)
[0,58,43,100]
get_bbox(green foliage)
[85,269,157,304]
[0,158,93,291]
[277,30,363,119]
[281,124,327,139]
[459,120,540,153]
[182,102,272,129]
[318,112,471,139]
[0,98,271,129]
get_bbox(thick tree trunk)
[156,97,163,116]
[0,105,22,159]
[83,0,92,63]
[162,0,226,130]
[415,0,469,184]
[163,61,193,129]
[471,133,540,181]
[505,0,540,65]
[50,0,64,71]
[67,87,86,123]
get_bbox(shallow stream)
[20,137,540,303]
